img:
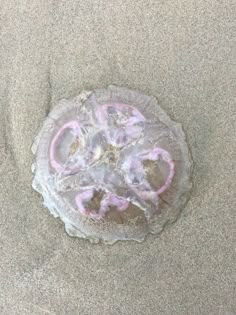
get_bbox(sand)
[0,0,235,314]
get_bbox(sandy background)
[0,0,235,314]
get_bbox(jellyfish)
[32,85,192,244]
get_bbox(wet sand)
[0,1,235,314]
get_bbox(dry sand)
[0,1,235,314]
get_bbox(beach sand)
[0,1,235,314]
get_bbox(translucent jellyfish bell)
[32,85,192,244]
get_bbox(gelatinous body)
[32,86,192,243]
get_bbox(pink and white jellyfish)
[32,85,192,244]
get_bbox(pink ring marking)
[101,193,130,213]
[140,147,175,195]
[49,120,80,173]
[96,103,146,126]
[75,190,130,220]
[95,103,146,147]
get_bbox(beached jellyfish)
[32,85,192,244]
